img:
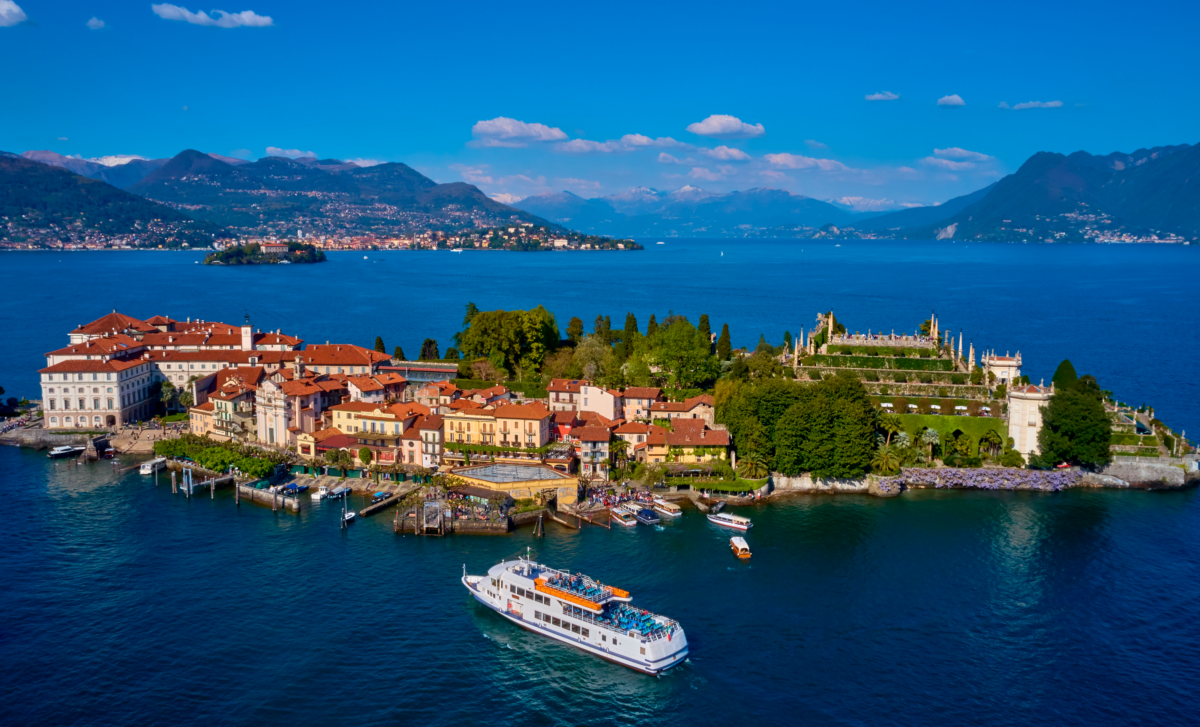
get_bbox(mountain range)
[515,143,1199,242]
[4,149,553,241]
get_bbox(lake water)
[2,240,1199,726]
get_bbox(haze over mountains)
[514,142,1199,242]
[5,142,1198,245]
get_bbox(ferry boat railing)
[557,603,680,643]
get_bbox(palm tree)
[738,450,769,479]
[610,438,629,468]
[878,412,902,446]
[920,428,940,462]
[872,444,901,475]
[980,429,1003,459]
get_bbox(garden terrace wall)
[803,354,956,372]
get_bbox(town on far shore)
[6,305,1195,522]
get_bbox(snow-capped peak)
[89,155,147,167]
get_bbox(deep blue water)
[3,239,1197,434]
[2,240,1200,725]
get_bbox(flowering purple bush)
[882,467,1081,492]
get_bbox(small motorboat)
[711,500,726,514]
[611,508,637,527]
[635,508,661,526]
[139,456,167,473]
[731,536,751,559]
[328,485,351,499]
[48,445,84,459]
[311,486,329,501]
[101,448,115,459]
[708,512,752,531]
[370,491,392,505]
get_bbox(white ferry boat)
[707,512,752,531]
[139,457,167,474]
[652,497,682,518]
[462,557,688,675]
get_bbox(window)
[49,399,56,410]
[601,634,606,642]
[581,628,589,638]
[552,617,561,627]
[535,611,542,620]
[93,399,99,410]
[640,647,646,655]
[572,624,580,634]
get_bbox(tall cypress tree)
[374,336,386,353]
[393,345,406,361]
[646,314,659,337]
[716,323,731,360]
[698,314,711,340]
[783,331,792,350]
[566,317,584,344]
[1051,359,1078,390]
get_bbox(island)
[203,241,326,265]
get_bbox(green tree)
[755,334,773,354]
[650,317,718,391]
[393,345,406,361]
[159,380,178,410]
[374,336,386,353]
[1035,378,1112,468]
[698,314,711,342]
[1051,359,1079,390]
[738,449,769,478]
[646,314,659,338]
[420,338,440,360]
[920,428,940,461]
[878,412,901,446]
[445,347,460,360]
[463,302,479,328]
[566,316,584,344]
[359,447,373,467]
[179,390,194,409]
[773,373,877,478]
[716,323,732,361]
[871,444,901,475]
[783,330,792,350]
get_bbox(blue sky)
[3,0,1198,208]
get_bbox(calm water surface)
[1,240,1199,725]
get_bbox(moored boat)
[610,508,637,527]
[652,498,682,518]
[634,508,660,525]
[139,456,166,473]
[328,485,351,499]
[48,445,84,459]
[461,556,688,675]
[311,486,329,501]
[730,536,751,559]
[707,512,752,531]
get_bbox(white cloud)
[450,164,493,185]
[998,102,1011,109]
[1012,100,1063,110]
[151,4,273,28]
[700,145,750,161]
[897,166,917,174]
[933,147,992,162]
[0,0,27,26]
[490,193,521,205]
[689,167,723,181]
[937,94,966,107]
[266,146,316,158]
[86,16,104,30]
[57,136,68,141]
[921,157,974,171]
[555,139,626,154]
[658,153,682,164]
[686,114,765,139]
[759,170,788,181]
[763,153,850,172]
[805,139,828,150]
[345,158,385,167]
[620,134,687,148]
[470,116,567,148]
[865,91,900,101]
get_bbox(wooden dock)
[358,484,419,518]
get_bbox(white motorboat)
[48,445,84,459]
[610,509,637,527]
[707,512,752,531]
[139,457,167,474]
[652,498,682,518]
[311,486,329,501]
[462,556,688,675]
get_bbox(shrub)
[879,385,890,395]
[893,372,907,383]
[941,398,956,415]
[937,387,949,398]
[951,373,966,385]
[893,347,904,357]
[808,370,822,381]
[918,373,933,384]
[917,398,933,415]
[893,396,909,413]
[967,400,982,417]
[864,371,879,382]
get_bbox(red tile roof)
[665,428,730,446]
[621,387,662,399]
[45,334,143,357]
[39,358,146,373]
[575,426,612,443]
[494,402,552,420]
[190,401,215,412]
[548,378,588,393]
[71,311,156,336]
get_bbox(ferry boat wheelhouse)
[463,557,688,675]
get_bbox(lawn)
[896,413,1006,446]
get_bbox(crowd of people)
[0,414,34,435]
[584,486,655,510]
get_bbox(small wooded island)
[203,241,327,265]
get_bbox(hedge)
[828,345,933,357]
[896,414,1007,455]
